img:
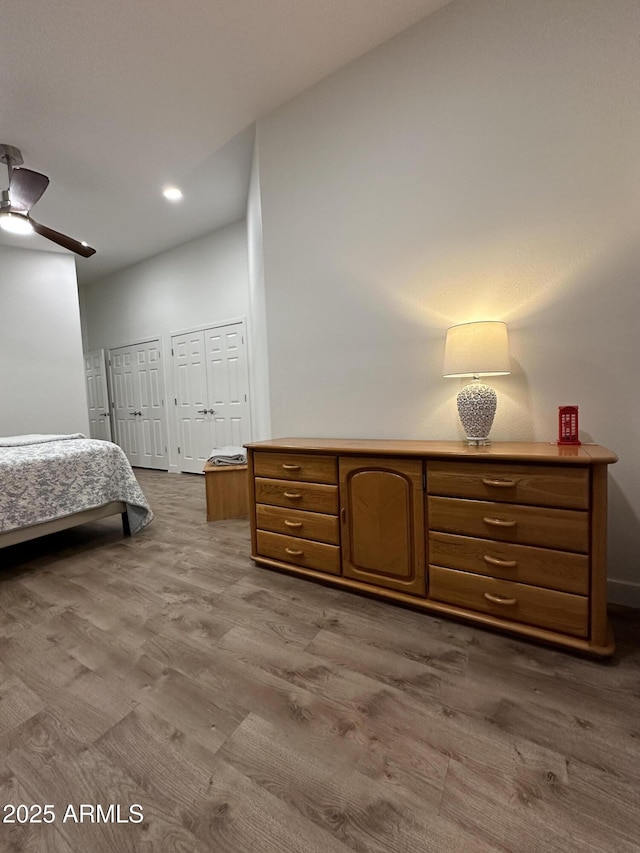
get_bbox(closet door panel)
[172,331,212,474]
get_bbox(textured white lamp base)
[457,382,497,445]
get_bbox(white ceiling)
[0,0,452,284]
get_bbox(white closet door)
[84,349,112,441]
[135,341,169,469]
[172,330,212,474]
[109,339,168,470]
[205,323,251,448]
[110,346,141,466]
[171,320,251,474]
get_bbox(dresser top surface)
[245,438,617,465]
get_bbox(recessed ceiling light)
[162,186,183,202]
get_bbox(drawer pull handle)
[284,520,303,529]
[483,554,518,568]
[282,463,301,470]
[283,491,302,499]
[285,547,304,557]
[483,592,517,606]
[482,477,517,488]
[483,516,517,528]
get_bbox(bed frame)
[0,501,129,549]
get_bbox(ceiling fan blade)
[9,167,50,212]
[30,218,96,258]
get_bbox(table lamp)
[443,321,510,445]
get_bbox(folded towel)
[207,445,246,465]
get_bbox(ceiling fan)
[0,143,96,258]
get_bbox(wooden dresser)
[246,439,618,656]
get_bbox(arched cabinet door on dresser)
[339,457,425,595]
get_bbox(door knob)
[208,409,216,414]
[197,409,208,414]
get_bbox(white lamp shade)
[443,321,510,378]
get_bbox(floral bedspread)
[0,435,153,535]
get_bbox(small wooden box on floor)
[203,463,249,521]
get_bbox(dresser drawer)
[427,461,589,510]
[429,565,588,637]
[429,531,589,595]
[255,478,339,514]
[256,504,340,545]
[253,452,337,484]
[428,496,589,553]
[257,530,341,575]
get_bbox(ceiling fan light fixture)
[0,211,34,235]
[0,143,96,257]
[162,186,183,202]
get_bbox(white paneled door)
[172,321,251,474]
[84,349,112,441]
[109,339,168,470]
[172,330,210,472]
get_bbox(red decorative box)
[558,405,581,445]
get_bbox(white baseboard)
[607,579,640,609]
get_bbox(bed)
[0,433,153,549]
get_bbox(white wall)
[256,0,640,602]
[0,246,89,436]
[80,219,250,469]
[82,220,249,349]
[247,127,272,441]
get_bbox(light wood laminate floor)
[0,468,638,853]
